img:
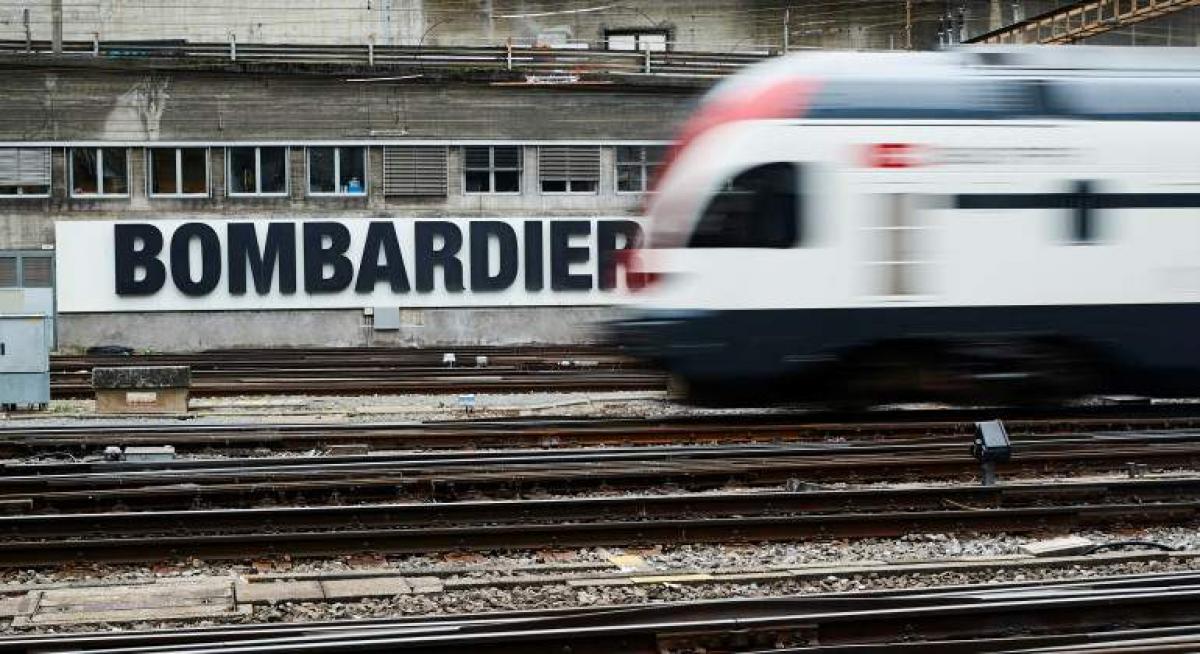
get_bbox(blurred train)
[607,47,1200,406]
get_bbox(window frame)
[0,148,52,199]
[146,147,211,198]
[306,146,368,197]
[69,147,130,199]
[226,146,290,197]
[462,146,523,196]
[615,145,665,195]
[604,28,670,52]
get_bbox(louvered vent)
[21,256,52,288]
[538,146,601,181]
[0,148,51,187]
[383,146,447,196]
[0,257,17,288]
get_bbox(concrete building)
[1,0,1195,352]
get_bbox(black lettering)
[355,222,410,293]
[523,221,544,292]
[550,221,592,291]
[469,221,518,292]
[597,220,643,290]
[227,223,297,295]
[415,221,464,292]
[303,222,354,293]
[114,224,166,296]
[169,222,221,296]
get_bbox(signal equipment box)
[0,314,50,410]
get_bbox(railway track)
[49,346,663,398]
[7,404,1200,456]
[6,430,1200,512]
[0,477,1196,566]
[8,571,1200,652]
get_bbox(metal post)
[782,8,790,53]
[92,32,99,56]
[643,47,650,74]
[506,39,512,70]
[368,38,375,66]
[230,33,237,61]
[51,0,62,54]
[23,9,30,53]
[905,0,913,49]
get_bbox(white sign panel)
[56,217,644,313]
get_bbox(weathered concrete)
[92,366,191,389]
[0,0,975,51]
[59,307,618,352]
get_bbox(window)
[308,146,367,196]
[464,146,521,194]
[228,146,288,196]
[383,146,448,197]
[538,146,600,194]
[606,30,669,52]
[0,252,53,288]
[1047,78,1200,120]
[148,147,209,197]
[0,148,51,197]
[70,147,128,197]
[807,79,1043,119]
[616,145,666,193]
[688,162,799,248]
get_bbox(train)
[606,47,1200,406]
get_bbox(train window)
[1047,79,1200,120]
[688,162,800,249]
[807,79,1042,119]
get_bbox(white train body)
[610,48,1200,403]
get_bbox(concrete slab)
[566,578,634,587]
[234,580,324,603]
[405,576,444,594]
[1021,536,1096,557]
[12,580,243,626]
[321,577,410,599]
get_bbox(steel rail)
[0,480,1196,564]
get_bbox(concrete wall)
[0,0,1015,52]
[58,307,618,351]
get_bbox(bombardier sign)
[56,218,643,313]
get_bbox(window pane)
[228,147,256,194]
[494,170,520,193]
[492,146,521,169]
[308,147,336,194]
[645,146,666,165]
[607,34,636,51]
[260,147,287,194]
[617,165,642,192]
[180,148,207,194]
[21,257,52,288]
[541,179,566,193]
[340,146,365,194]
[71,149,98,195]
[463,146,491,170]
[569,180,596,193]
[150,149,176,195]
[101,148,128,195]
[689,162,798,249]
[615,146,640,164]
[465,170,490,193]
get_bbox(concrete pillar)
[990,0,1004,31]
[367,146,385,209]
[289,147,306,204]
[51,0,62,54]
[209,147,225,205]
[128,148,148,210]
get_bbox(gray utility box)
[0,314,49,410]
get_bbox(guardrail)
[0,39,774,78]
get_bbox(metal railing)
[0,39,773,78]
[967,0,1200,44]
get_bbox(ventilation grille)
[538,146,601,181]
[0,148,51,186]
[0,257,17,288]
[383,146,447,196]
[21,257,52,288]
